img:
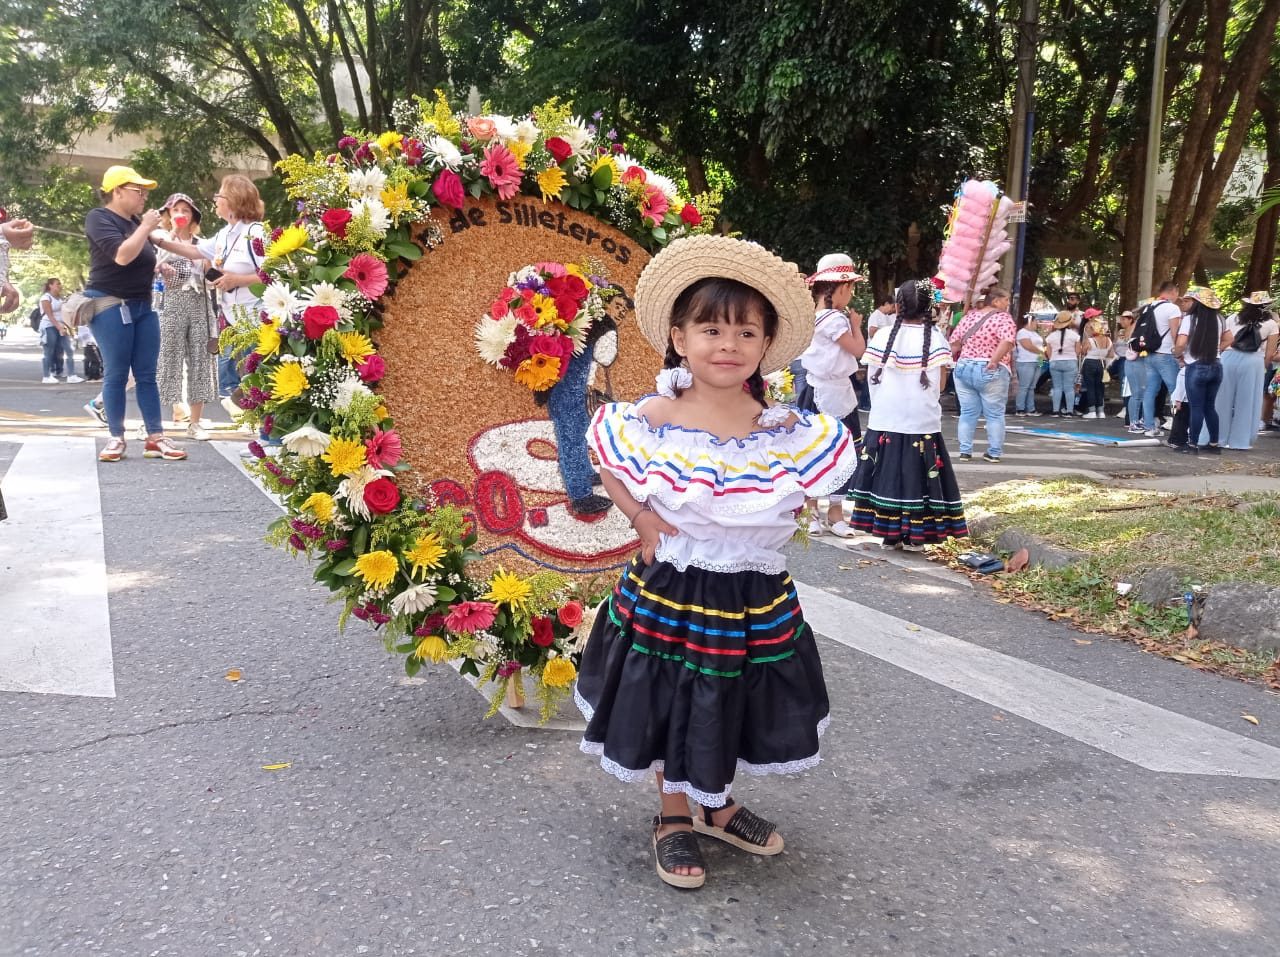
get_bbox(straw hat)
[1051,312,1075,330]
[634,234,814,376]
[1243,290,1274,306]
[1183,285,1222,310]
[806,252,864,286]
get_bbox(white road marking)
[797,581,1280,780]
[0,435,114,697]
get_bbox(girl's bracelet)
[628,501,653,529]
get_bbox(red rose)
[545,137,574,164]
[363,477,401,515]
[530,615,555,647]
[302,304,340,339]
[321,208,352,237]
[558,601,584,628]
[432,169,465,209]
[621,165,646,185]
[529,333,573,365]
[545,274,588,301]
[680,203,702,226]
[356,354,385,383]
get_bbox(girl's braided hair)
[662,277,777,407]
[872,279,934,389]
[809,280,843,310]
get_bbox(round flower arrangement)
[474,262,604,391]
[226,93,713,721]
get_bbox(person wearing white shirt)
[1214,292,1279,449]
[1013,313,1045,415]
[866,297,896,335]
[1140,280,1183,437]
[1172,285,1229,454]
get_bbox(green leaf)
[591,166,614,190]
[594,189,607,205]
[332,558,357,576]
[435,586,457,602]
[386,241,422,261]
[351,525,369,555]
[460,659,479,678]
[651,227,668,242]
[405,655,422,676]
[289,337,307,357]
[249,282,266,298]
[468,179,485,198]
[394,641,417,654]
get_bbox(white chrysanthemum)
[335,465,390,521]
[612,152,646,177]
[347,167,387,200]
[475,315,517,365]
[301,280,350,317]
[512,118,540,145]
[348,197,390,236]
[486,114,517,141]
[262,284,303,321]
[390,582,438,617]
[280,423,332,458]
[424,135,463,170]
[561,116,592,154]
[332,374,373,412]
[647,171,679,201]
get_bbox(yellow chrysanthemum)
[337,331,375,364]
[301,492,335,524]
[322,436,367,477]
[590,154,615,185]
[376,131,403,153]
[266,225,309,260]
[507,139,532,169]
[380,181,412,218]
[406,533,447,576]
[513,354,561,391]
[485,568,532,607]
[536,165,568,203]
[373,404,389,421]
[565,263,589,281]
[414,634,449,663]
[270,362,309,401]
[355,549,398,590]
[542,657,577,688]
[254,320,282,356]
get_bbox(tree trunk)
[1246,91,1280,292]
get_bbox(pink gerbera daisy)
[444,601,498,633]
[364,429,403,469]
[343,253,389,300]
[479,143,524,200]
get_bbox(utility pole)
[1137,0,1171,298]
[1003,0,1038,318]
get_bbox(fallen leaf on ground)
[1241,714,1259,726]
[261,762,292,770]
[906,624,921,632]
[1073,639,1092,646]
[225,669,242,681]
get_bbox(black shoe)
[958,452,973,460]
[1175,444,1198,454]
[569,493,613,516]
[1196,445,1222,455]
[1166,441,1186,450]
[982,452,1001,463]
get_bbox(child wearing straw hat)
[577,235,858,890]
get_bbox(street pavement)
[2,325,1279,957]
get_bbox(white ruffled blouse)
[587,396,859,574]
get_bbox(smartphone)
[204,267,224,282]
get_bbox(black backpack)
[27,304,41,331]
[1129,302,1163,355]
[1231,321,1264,353]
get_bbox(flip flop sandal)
[652,815,706,889]
[694,799,784,856]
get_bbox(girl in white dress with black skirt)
[576,236,859,890]
[849,279,968,550]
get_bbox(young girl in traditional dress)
[576,235,859,890]
[793,252,865,536]
[849,279,968,551]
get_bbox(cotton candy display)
[936,180,1014,307]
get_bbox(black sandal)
[652,815,706,889]
[693,799,784,856]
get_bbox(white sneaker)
[66,375,85,383]
[41,375,57,384]
[186,424,210,441]
[1144,428,1162,437]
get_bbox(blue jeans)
[1125,356,1148,424]
[1014,360,1039,412]
[89,297,163,438]
[1185,360,1222,447]
[546,345,595,501]
[1143,352,1179,431]
[1048,359,1076,413]
[40,328,61,377]
[218,347,242,396]
[953,360,1009,456]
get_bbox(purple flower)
[351,605,370,621]
[497,661,522,679]
[251,237,265,256]
[257,270,272,285]
[369,609,392,626]
[606,129,617,141]
[279,476,297,487]
[288,533,307,550]
[325,538,349,551]
[295,200,306,211]
[263,459,283,476]
[247,440,265,459]
[592,110,603,121]
[337,135,358,150]
[262,414,275,434]
[354,143,373,163]
[243,352,263,374]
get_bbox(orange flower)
[467,116,498,141]
[513,353,562,391]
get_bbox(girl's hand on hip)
[633,509,678,566]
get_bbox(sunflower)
[536,165,568,204]
[322,436,367,477]
[542,656,577,688]
[485,568,532,607]
[376,131,403,153]
[270,362,309,401]
[266,225,309,260]
[336,331,375,364]
[414,634,449,663]
[379,181,412,218]
[354,549,398,590]
[528,293,561,329]
[513,353,561,391]
[405,532,447,577]
[301,492,335,524]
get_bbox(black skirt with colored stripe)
[575,558,830,808]
[848,429,968,545]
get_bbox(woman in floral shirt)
[948,287,1017,462]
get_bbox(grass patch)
[945,476,1280,683]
